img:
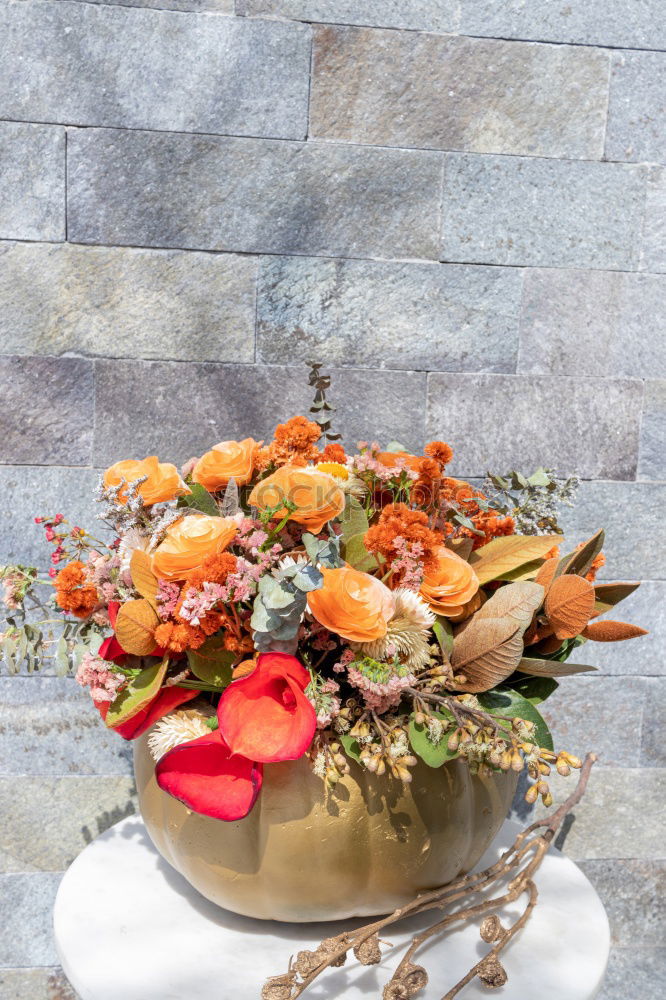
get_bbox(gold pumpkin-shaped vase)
[134,733,517,922]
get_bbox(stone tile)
[642,679,666,767]
[0,1,310,140]
[557,482,666,580]
[598,948,666,1000]
[459,0,666,50]
[0,358,93,466]
[605,52,666,164]
[0,874,62,966]
[526,768,666,861]
[0,467,102,571]
[93,360,427,463]
[534,675,647,769]
[68,129,442,259]
[518,270,666,379]
[0,776,136,874]
[0,678,132,777]
[236,0,458,31]
[256,257,522,373]
[441,154,646,270]
[579,860,665,948]
[311,27,609,160]
[0,968,78,1000]
[0,123,64,242]
[0,243,257,364]
[68,0,231,8]
[639,381,666,480]
[582,583,666,678]
[642,167,666,274]
[426,372,643,480]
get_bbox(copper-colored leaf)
[444,537,475,561]
[556,529,604,579]
[516,657,597,678]
[590,582,641,619]
[535,557,558,591]
[468,535,561,586]
[529,635,563,656]
[582,620,648,642]
[544,574,595,640]
[130,549,158,607]
[472,581,544,627]
[451,616,523,693]
[115,598,159,655]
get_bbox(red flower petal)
[217,652,316,763]
[95,686,200,740]
[107,601,121,628]
[156,729,263,821]
[98,636,127,664]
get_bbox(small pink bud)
[54,513,64,524]
[48,567,57,578]
[34,516,43,523]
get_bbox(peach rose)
[308,565,396,642]
[152,514,238,581]
[249,466,345,535]
[192,438,261,491]
[419,546,480,617]
[103,456,189,506]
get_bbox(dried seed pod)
[525,783,539,804]
[382,983,409,1000]
[403,962,429,995]
[320,937,347,967]
[262,974,295,1000]
[293,950,321,977]
[353,932,382,966]
[477,956,508,989]
[479,915,503,943]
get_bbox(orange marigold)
[320,442,347,464]
[183,552,237,592]
[263,416,322,469]
[154,620,208,653]
[364,503,441,577]
[54,560,98,619]
[459,512,516,549]
[425,440,454,468]
[585,551,605,583]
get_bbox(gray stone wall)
[0,1,663,996]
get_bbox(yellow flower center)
[316,462,349,481]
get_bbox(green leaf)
[506,674,559,706]
[340,733,362,763]
[478,687,553,751]
[55,635,69,677]
[343,532,378,572]
[106,657,169,728]
[432,616,453,657]
[340,497,369,545]
[408,710,458,767]
[179,483,219,517]
[186,636,235,687]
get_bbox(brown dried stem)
[262,753,597,1000]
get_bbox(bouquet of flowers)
[1,371,647,824]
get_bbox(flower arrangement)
[1,369,647,826]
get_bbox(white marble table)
[54,816,609,1000]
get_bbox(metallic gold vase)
[134,734,517,922]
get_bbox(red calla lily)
[217,651,316,763]
[95,685,200,740]
[156,729,263,821]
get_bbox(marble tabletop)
[53,816,610,999]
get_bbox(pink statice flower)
[76,652,125,703]
[351,445,419,484]
[390,536,425,591]
[178,582,227,625]
[332,647,355,672]
[156,580,180,620]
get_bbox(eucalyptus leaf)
[55,635,70,677]
[343,532,378,573]
[478,688,553,751]
[408,710,458,767]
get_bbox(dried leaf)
[220,477,240,517]
[114,598,159,655]
[581,620,648,642]
[516,657,597,678]
[130,549,158,607]
[591,581,641,618]
[451,616,523,693]
[471,581,544,628]
[468,535,561,586]
[444,536,474,561]
[544,574,595,640]
[534,557,558,591]
[556,529,604,579]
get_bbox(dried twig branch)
[262,753,597,1000]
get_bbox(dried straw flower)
[356,588,434,670]
[147,708,213,762]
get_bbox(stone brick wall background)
[0,0,664,997]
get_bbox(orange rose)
[308,565,395,642]
[103,456,188,506]
[249,466,345,534]
[152,514,238,581]
[419,546,480,617]
[192,438,261,491]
